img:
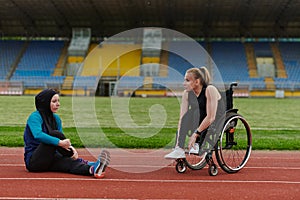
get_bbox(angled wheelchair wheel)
[183,151,207,170]
[208,164,218,176]
[216,112,252,173]
[176,159,187,173]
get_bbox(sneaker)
[189,143,199,154]
[164,147,185,159]
[93,150,111,179]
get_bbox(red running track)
[0,147,299,199]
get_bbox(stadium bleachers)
[0,40,24,80]
[73,76,98,90]
[10,40,64,88]
[168,41,208,74]
[11,76,65,88]
[253,42,273,57]
[147,41,207,90]
[116,76,144,90]
[276,42,300,89]
[210,41,266,89]
[1,39,300,95]
[167,52,194,76]
[81,43,141,77]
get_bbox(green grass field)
[0,95,299,150]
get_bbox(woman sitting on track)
[23,88,110,178]
[165,66,224,159]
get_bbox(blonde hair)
[186,66,211,86]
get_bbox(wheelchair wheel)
[215,112,252,173]
[208,164,218,176]
[176,159,187,173]
[183,151,207,170]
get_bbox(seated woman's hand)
[69,146,78,160]
[58,139,71,149]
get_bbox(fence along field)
[0,96,299,149]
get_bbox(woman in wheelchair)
[165,66,224,159]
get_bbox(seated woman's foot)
[93,150,111,179]
[164,147,185,159]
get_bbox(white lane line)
[1,164,300,170]
[0,198,138,200]
[2,154,300,161]
[0,177,299,184]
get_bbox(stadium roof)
[1,0,300,39]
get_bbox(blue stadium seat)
[116,76,144,89]
[211,42,266,89]
[73,76,98,89]
[211,42,248,82]
[11,40,64,88]
[253,42,273,57]
[277,42,300,90]
[0,40,24,80]
[10,76,65,88]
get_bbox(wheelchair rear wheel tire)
[215,112,252,173]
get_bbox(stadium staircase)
[264,77,275,90]
[143,76,153,89]
[270,43,287,78]
[244,43,258,77]
[61,76,74,90]
[159,50,168,77]
[52,42,69,76]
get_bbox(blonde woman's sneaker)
[189,143,199,154]
[164,147,185,159]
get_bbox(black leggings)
[28,131,91,175]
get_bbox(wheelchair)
[175,82,252,176]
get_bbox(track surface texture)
[0,147,299,200]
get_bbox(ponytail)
[199,66,210,86]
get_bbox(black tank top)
[188,85,226,128]
[188,86,207,125]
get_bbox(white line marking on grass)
[0,177,299,184]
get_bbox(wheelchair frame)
[175,82,252,176]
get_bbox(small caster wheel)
[176,160,187,173]
[208,164,218,176]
